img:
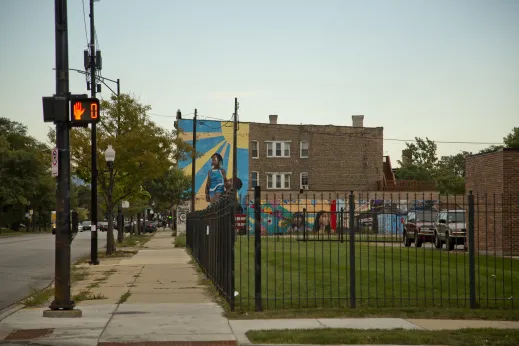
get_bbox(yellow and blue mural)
[177,119,249,211]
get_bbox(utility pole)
[89,0,99,265]
[44,0,78,316]
[232,98,238,192]
[191,109,197,212]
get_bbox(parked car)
[144,220,158,233]
[434,210,466,251]
[98,221,109,232]
[403,210,438,247]
[81,221,91,232]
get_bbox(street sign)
[70,98,100,125]
[51,147,58,177]
[122,201,130,208]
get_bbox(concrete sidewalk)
[0,230,236,345]
[1,229,518,346]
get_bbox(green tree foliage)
[48,94,192,253]
[0,118,55,230]
[396,126,518,194]
[145,168,191,211]
[503,127,519,148]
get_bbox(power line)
[81,0,89,47]
[144,112,502,145]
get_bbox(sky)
[1,0,518,166]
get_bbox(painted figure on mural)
[290,212,305,233]
[205,153,227,204]
[313,210,331,234]
[225,177,244,213]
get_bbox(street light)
[105,145,116,166]
[104,145,117,253]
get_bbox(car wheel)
[414,232,423,248]
[447,235,455,251]
[434,233,442,249]
[403,232,411,247]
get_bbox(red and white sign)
[51,147,58,177]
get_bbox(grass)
[97,250,137,259]
[121,234,151,247]
[233,236,519,312]
[71,267,90,282]
[117,291,131,304]
[22,286,54,307]
[246,328,519,345]
[175,235,186,248]
[73,289,107,302]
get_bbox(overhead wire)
[146,113,502,145]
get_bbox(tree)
[395,137,438,183]
[48,94,192,253]
[504,127,519,148]
[0,118,55,231]
[145,168,191,211]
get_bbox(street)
[0,230,115,313]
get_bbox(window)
[266,141,291,157]
[300,172,309,187]
[266,173,291,189]
[251,141,259,158]
[300,141,309,158]
[251,171,258,188]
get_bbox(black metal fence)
[233,188,518,311]
[187,187,518,312]
[186,196,235,310]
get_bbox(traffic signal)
[70,98,100,125]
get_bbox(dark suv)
[403,210,438,247]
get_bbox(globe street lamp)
[104,145,116,254]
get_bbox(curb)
[0,280,54,322]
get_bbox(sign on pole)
[51,147,59,177]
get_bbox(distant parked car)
[144,220,158,233]
[98,221,109,232]
[403,210,438,247]
[81,221,91,232]
[434,210,466,251]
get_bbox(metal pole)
[89,0,99,265]
[233,98,238,192]
[349,191,356,308]
[191,109,197,212]
[50,0,74,310]
[468,191,477,308]
[254,186,262,311]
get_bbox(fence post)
[348,191,356,308]
[468,190,476,309]
[340,207,344,243]
[254,186,262,311]
[302,208,307,241]
[230,196,236,311]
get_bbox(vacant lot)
[234,236,518,311]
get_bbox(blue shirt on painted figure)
[208,168,225,198]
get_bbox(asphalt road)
[0,230,115,313]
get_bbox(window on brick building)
[300,172,309,188]
[266,173,291,189]
[300,141,309,158]
[251,171,258,188]
[251,141,259,158]
[266,141,291,157]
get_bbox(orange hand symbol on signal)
[73,102,85,120]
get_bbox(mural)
[243,198,443,236]
[177,119,249,211]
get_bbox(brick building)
[248,115,384,192]
[465,148,519,255]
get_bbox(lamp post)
[104,145,116,254]
[65,67,120,262]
